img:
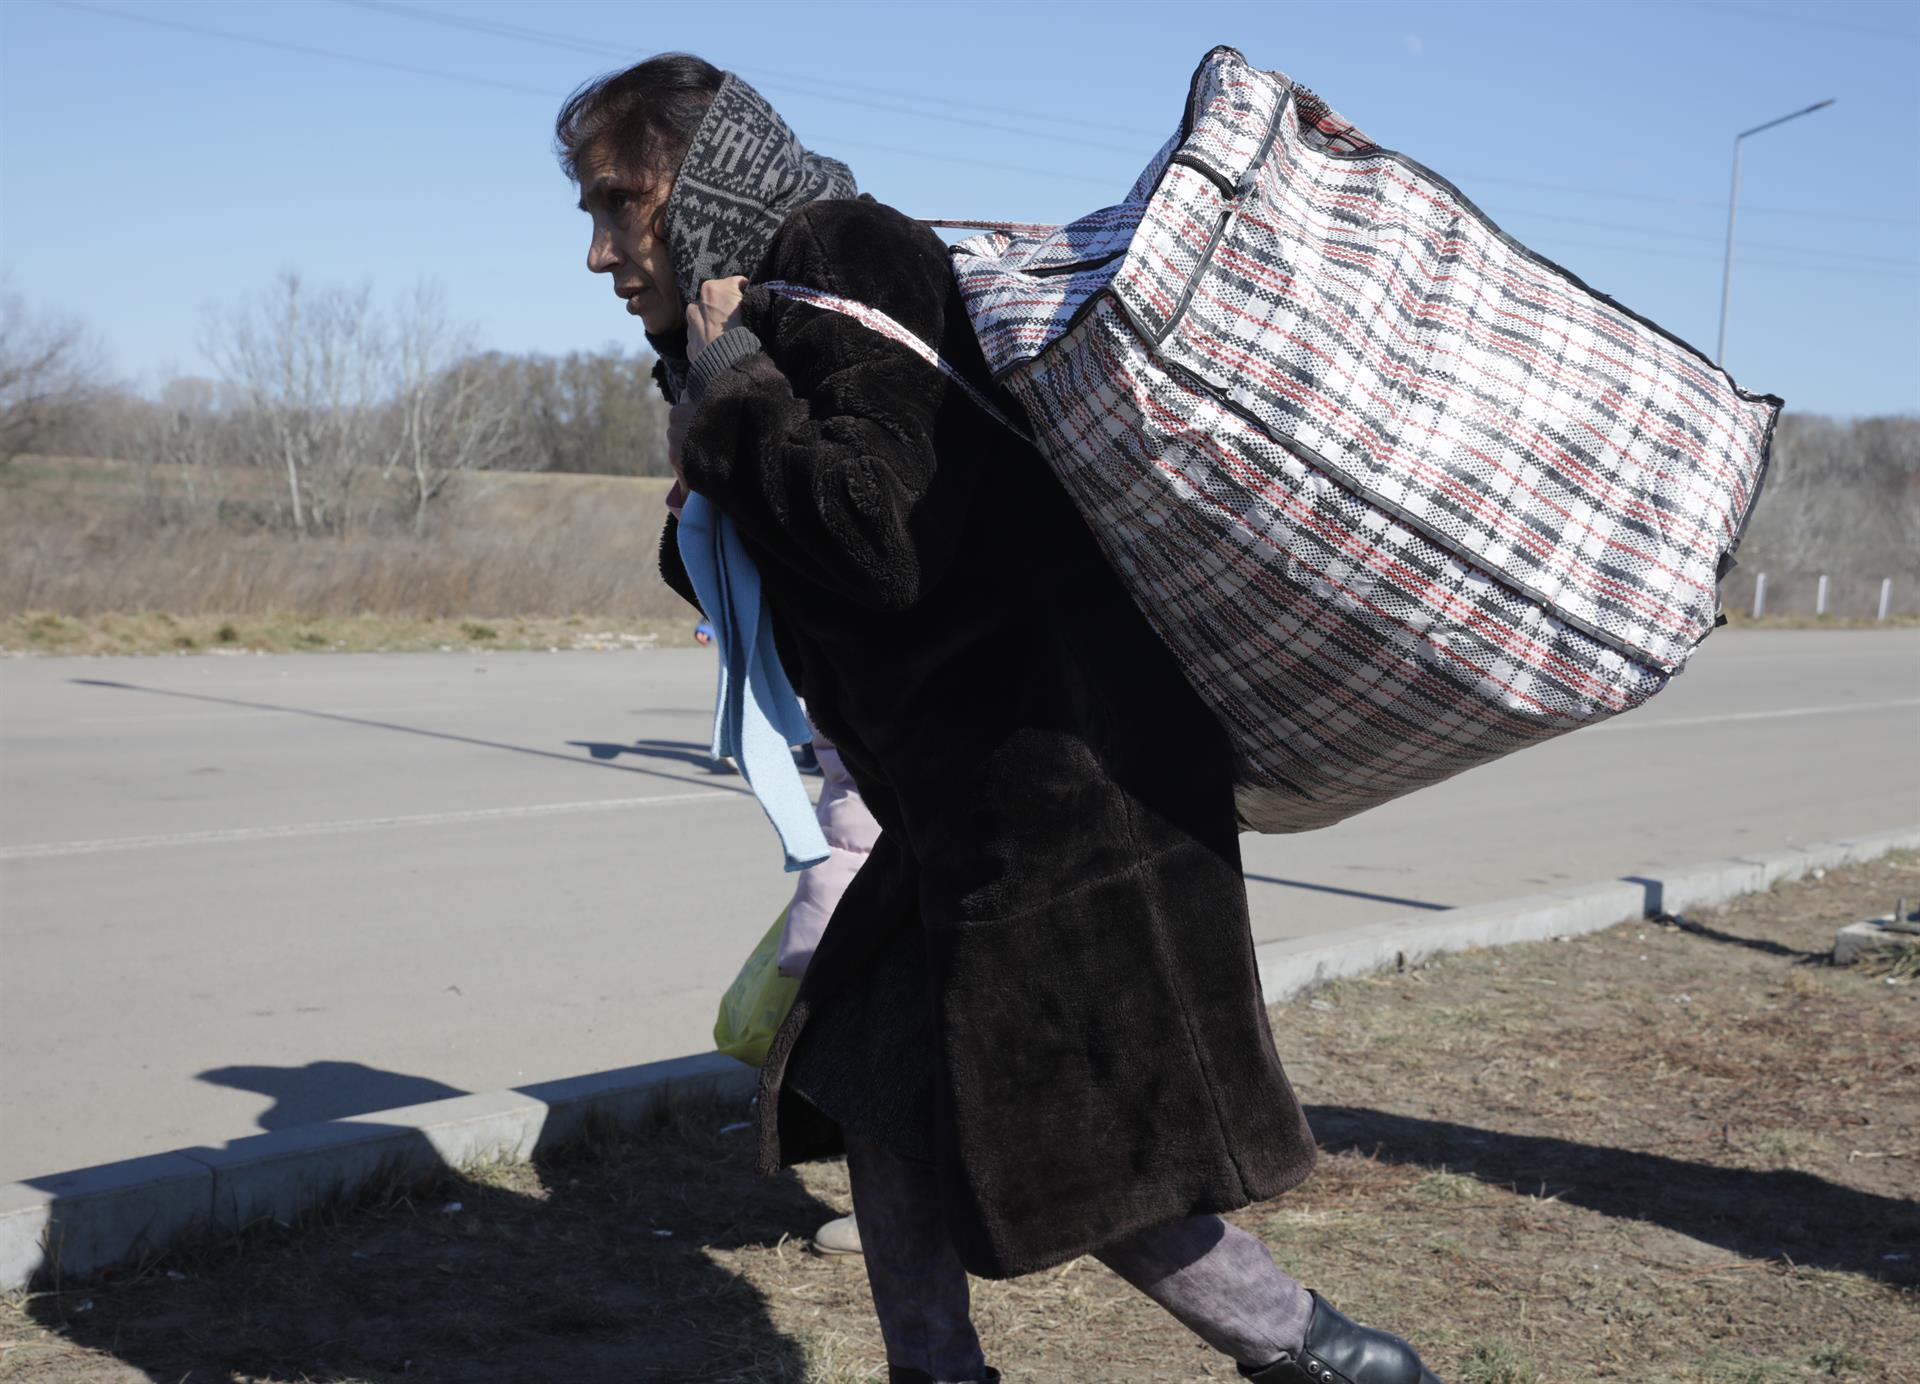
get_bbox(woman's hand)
[687,276,749,357]
[673,276,748,516]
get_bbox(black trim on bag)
[1727,398,1782,558]
[977,45,1271,376]
[1026,47,1784,429]
[1022,247,1130,279]
[1153,99,1289,347]
[1180,46,1246,139]
[989,54,1776,669]
[1300,89,1783,574]
[1314,133,1784,420]
[1154,201,1239,347]
[1100,285,1678,674]
[1167,152,1238,199]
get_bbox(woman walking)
[557,55,1444,1384]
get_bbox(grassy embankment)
[0,456,700,655]
[2,854,1914,1381]
[2,455,1914,656]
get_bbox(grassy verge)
[6,608,1913,657]
[3,857,1914,1382]
[1720,613,1920,630]
[0,610,704,656]
[1,459,691,637]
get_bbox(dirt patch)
[4,857,1915,1382]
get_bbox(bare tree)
[464,346,670,476]
[205,271,389,535]
[143,376,231,518]
[0,289,105,467]
[1739,413,1920,581]
[386,284,517,532]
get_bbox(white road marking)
[0,791,745,860]
[1592,697,1920,734]
[6,702,1911,857]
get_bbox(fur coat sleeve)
[671,204,981,612]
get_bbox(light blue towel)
[676,493,830,872]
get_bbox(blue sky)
[3,0,1915,416]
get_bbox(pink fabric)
[777,738,880,977]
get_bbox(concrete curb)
[1253,824,1920,1002]
[2,1052,753,1291]
[6,827,1916,1291]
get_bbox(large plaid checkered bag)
[785,46,1782,833]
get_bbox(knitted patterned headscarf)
[664,72,857,310]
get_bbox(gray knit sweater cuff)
[684,327,764,403]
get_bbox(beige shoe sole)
[810,1213,863,1257]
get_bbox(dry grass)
[1721,612,1920,630]
[4,458,1916,654]
[0,609,702,656]
[0,458,689,642]
[3,856,1914,1381]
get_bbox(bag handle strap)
[919,218,1059,237]
[761,281,1034,444]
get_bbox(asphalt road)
[2,629,1916,1183]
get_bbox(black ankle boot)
[1238,1292,1443,1383]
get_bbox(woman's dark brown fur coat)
[661,196,1317,1278]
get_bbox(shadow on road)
[568,737,737,773]
[1242,873,1451,911]
[68,679,750,795]
[197,1061,469,1130]
[1307,1104,1920,1285]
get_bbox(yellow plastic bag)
[713,908,802,1068]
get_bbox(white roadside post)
[1752,572,1768,619]
[1879,578,1893,622]
[1816,574,1831,618]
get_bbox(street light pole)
[1716,98,1835,367]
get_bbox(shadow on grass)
[1625,877,1828,960]
[1307,1104,1920,1287]
[22,1097,840,1384]
[33,1097,1912,1379]
[1658,910,1830,961]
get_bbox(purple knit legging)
[846,1137,1313,1383]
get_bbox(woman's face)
[578,144,683,334]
